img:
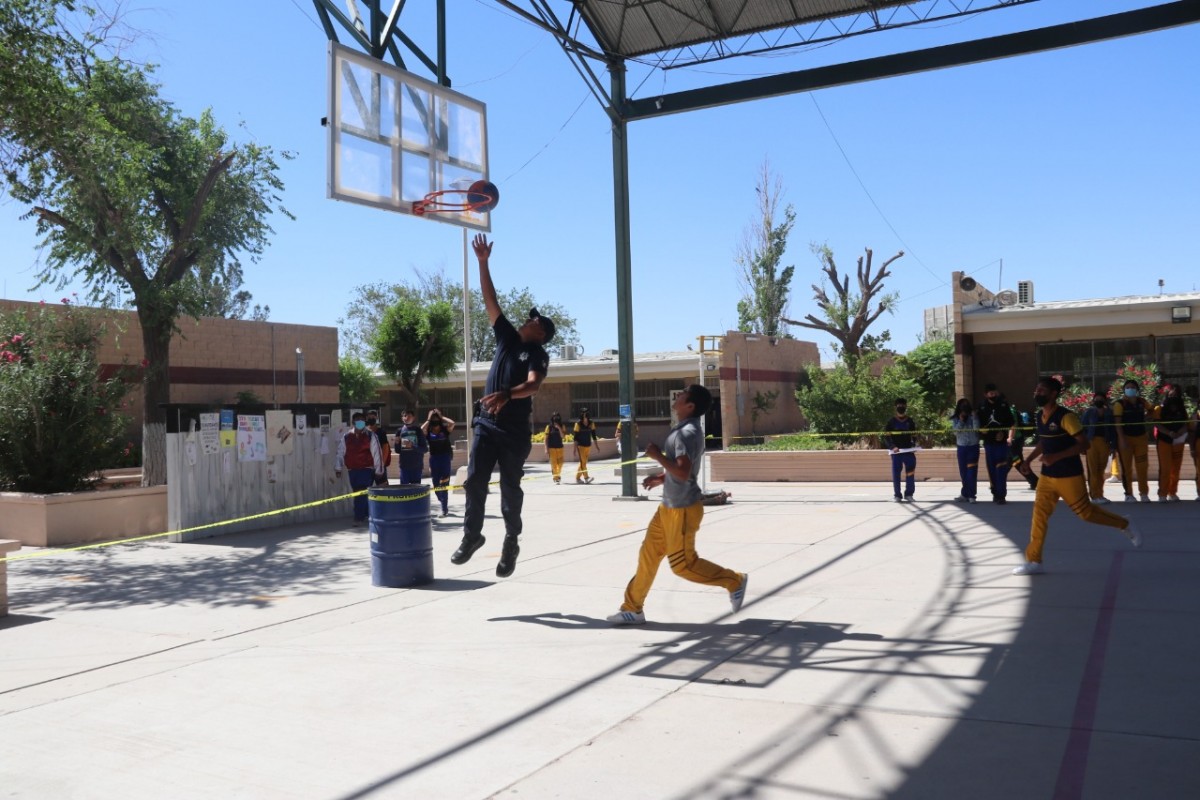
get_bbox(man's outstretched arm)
[473,234,501,325]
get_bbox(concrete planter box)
[707,448,1195,484]
[0,485,168,548]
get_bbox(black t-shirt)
[426,423,453,456]
[479,314,549,438]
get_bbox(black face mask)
[1093,400,1105,408]
[895,407,907,415]
[1033,393,1050,406]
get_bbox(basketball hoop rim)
[412,188,494,216]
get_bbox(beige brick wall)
[718,332,820,445]
[1,300,339,440]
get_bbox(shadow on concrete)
[0,614,52,630]
[672,494,1199,800]
[8,520,370,613]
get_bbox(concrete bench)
[1,539,20,617]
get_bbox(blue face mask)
[1124,388,1137,398]
[354,420,366,431]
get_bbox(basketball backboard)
[327,42,491,231]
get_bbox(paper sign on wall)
[265,410,294,456]
[199,412,221,455]
[236,414,267,462]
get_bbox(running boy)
[607,384,748,625]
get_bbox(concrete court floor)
[1,466,1198,800]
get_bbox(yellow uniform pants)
[548,447,564,482]
[1025,473,1129,564]
[621,502,741,613]
[1156,441,1184,498]
[575,445,591,481]
[1119,435,1150,497]
[1085,438,1110,500]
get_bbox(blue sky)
[1,1,1197,360]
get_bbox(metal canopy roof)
[572,0,921,59]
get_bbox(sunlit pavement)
[2,466,1197,799]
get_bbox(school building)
[379,331,821,448]
[942,273,1200,402]
[0,299,340,444]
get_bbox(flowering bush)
[1110,359,1162,406]
[0,303,132,493]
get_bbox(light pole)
[295,347,305,403]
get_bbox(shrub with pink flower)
[0,304,132,492]
[1109,359,1162,405]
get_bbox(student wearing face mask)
[950,398,980,503]
[1153,385,1189,502]
[1080,391,1116,503]
[883,398,918,502]
[978,383,1017,504]
[1112,378,1153,502]
[1011,377,1142,576]
[335,412,385,526]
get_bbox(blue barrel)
[368,485,434,587]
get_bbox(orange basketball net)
[412,189,493,216]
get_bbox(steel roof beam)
[623,1,1200,120]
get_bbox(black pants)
[463,427,532,542]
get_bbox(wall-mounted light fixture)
[1171,306,1192,324]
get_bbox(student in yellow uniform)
[1011,377,1142,576]
[544,413,567,484]
[1079,391,1115,503]
[1153,385,1189,502]
[1190,406,1200,501]
[1112,378,1153,502]
[573,409,598,484]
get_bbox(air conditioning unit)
[560,344,578,360]
[1017,280,1035,305]
[995,290,1018,307]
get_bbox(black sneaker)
[496,536,520,578]
[450,535,486,565]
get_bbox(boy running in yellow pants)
[1012,377,1142,576]
[608,384,748,624]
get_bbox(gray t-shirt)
[661,416,704,508]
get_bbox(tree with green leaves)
[735,161,796,337]
[902,337,956,414]
[784,244,903,365]
[341,269,579,362]
[0,301,132,493]
[370,297,458,408]
[0,1,290,485]
[795,356,927,447]
[339,354,379,404]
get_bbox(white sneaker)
[968,497,977,504]
[1124,494,1137,503]
[729,573,749,613]
[1093,497,1110,505]
[1107,475,1120,484]
[606,609,646,625]
[1012,561,1044,576]
[1122,520,1143,548]
[1140,493,1151,503]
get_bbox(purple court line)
[1053,550,1126,800]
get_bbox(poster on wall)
[265,410,294,456]
[295,415,307,435]
[199,413,221,455]
[220,408,236,448]
[236,414,267,462]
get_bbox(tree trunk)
[139,317,173,487]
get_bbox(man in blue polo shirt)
[450,234,554,578]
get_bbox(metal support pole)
[462,227,473,457]
[611,61,638,498]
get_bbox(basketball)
[468,180,499,213]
